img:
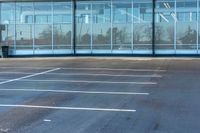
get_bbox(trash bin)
[1,46,9,58]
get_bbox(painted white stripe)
[1,79,156,85]
[0,68,60,85]
[61,67,166,72]
[0,72,162,78]
[0,57,151,61]
[43,119,51,122]
[0,104,136,112]
[0,66,51,69]
[0,89,149,95]
[0,66,166,72]
[0,128,10,132]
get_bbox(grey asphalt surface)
[0,57,199,133]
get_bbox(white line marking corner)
[0,68,60,85]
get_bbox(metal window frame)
[73,0,76,55]
[3,0,200,56]
[197,0,199,54]
[152,0,155,55]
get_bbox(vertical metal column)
[51,1,54,54]
[0,3,1,45]
[72,0,76,55]
[197,0,199,54]
[152,0,155,56]
[174,0,177,54]
[70,1,73,54]
[111,0,113,53]
[14,2,17,54]
[33,2,35,55]
[90,3,93,53]
[131,0,134,54]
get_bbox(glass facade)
[0,1,73,55]
[155,0,199,54]
[0,0,200,55]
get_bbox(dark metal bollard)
[1,46,9,58]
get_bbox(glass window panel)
[176,0,197,51]
[133,1,152,52]
[34,25,52,50]
[92,2,111,51]
[133,1,152,23]
[0,3,15,24]
[16,24,33,50]
[0,3,15,51]
[133,23,152,49]
[0,25,15,49]
[112,2,132,51]
[34,3,52,53]
[76,3,91,51]
[53,2,72,23]
[34,3,52,24]
[16,3,34,24]
[113,3,132,24]
[53,2,72,53]
[176,23,197,49]
[53,24,72,50]
[155,1,175,51]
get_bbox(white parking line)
[61,67,166,72]
[0,66,51,69]
[0,79,156,85]
[43,119,51,122]
[0,72,162,78]
[61,68,165,72]
[0,68,60,85]
[0,66,166,72]
[0,89,150,95]
[0,104,136,112]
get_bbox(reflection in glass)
[133,1,152,52]
[133,24,152,50]
[0,3,15,51]
[176,0,197,51]
[16,3,34,51]
[16,25,33,50]
[155,1,175,52]
[34,3,52,24]
[3,0,200,55]
[53,2,72,52]
[35,25,52,51]
[16,3,34,24]
[34,3,52,53]
[76,3,91,51]
[53,24,72,50]
[177,23,197,50]
[92,2,111,51]
[112,2,132,51]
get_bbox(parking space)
[0,58,199,133]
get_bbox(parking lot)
[0,57,199,133]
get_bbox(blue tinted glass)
[53,2,72,23]
[34,3,52,24]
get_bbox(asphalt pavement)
[0,57,199,133]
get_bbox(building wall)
[0,0,199,55]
